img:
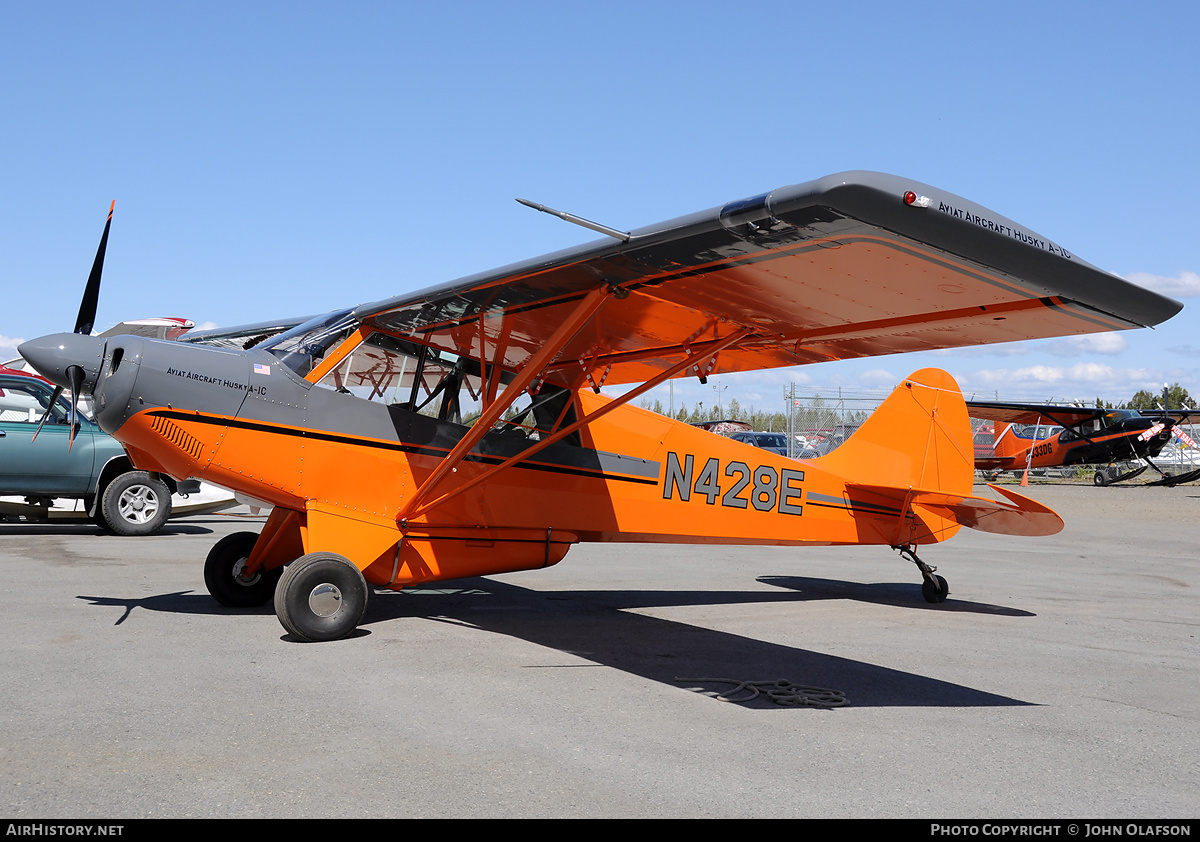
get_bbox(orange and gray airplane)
[20,172,1181,640]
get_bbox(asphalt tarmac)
[1,483,1196,818]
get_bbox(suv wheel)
[101,471,171,536]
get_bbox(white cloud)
[1,334,26,363]
[931,340,1031,358]
[1044,332,1128,357]
[855,368,899,389]
[971,362,1114,386]
[1123,271,1200,299]
[957,362,1176,403]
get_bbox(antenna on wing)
[516,198,632,243]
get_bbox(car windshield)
[756,433,786,447]
[0,379,89,423]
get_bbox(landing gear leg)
[893,544,949,604]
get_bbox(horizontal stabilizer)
[847,482,1063,537]
[974,456,1019,471]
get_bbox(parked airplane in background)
[19,172,1182,640]
[969,400,1199,486]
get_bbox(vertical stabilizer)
[812,368,975,497]
[992,421,1022,460]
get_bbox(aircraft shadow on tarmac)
[369,579,1035,709]
[758,575,1036,617]
[0,523,213,536]
[76,576,1034,709]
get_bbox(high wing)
[966,401,1111,429]
[354,171,1181,388]
[967,401,1196,428]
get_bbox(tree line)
[638,394,870,432]
[1093,383,1195,411]
[638,382,1197,431]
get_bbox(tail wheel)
[204,531,281,607]
[1093,470,1108,486]
[921,574,950,604]
[895,545,951,605]
[274,552,368,642]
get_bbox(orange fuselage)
[116,370,974,589]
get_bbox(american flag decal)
[254,364,271,375]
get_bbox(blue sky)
[2,2,1197,412]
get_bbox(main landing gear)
[274,552,368,642]
[204,531,284,607]
[204,533,368,641]
[893,544,949,604]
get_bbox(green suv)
[0,366,192,534]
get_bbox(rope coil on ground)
[676,677,848,708]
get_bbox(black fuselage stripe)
[805,499,902,517]
[146,410,658,486]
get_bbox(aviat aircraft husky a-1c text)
[969,399,1199,486]
[21,172,1182,641]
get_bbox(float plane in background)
[19,172,1182,640]
[969,400,1199,486]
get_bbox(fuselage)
[21,320,977,588]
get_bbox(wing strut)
[400,327,752,522]
[397,286,614,519]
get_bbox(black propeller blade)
[30,385,65,444]
[74,200,114,336]
[66,364,84,451]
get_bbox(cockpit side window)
[1013,424,1061,440]
[315,331,468,415]
[314,330,579,440]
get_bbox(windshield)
[1101,410,1140,428]
[257,309,357,376]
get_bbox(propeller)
[75,201,113,335]
[29,202,114,447]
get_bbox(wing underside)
[966,402,1111,428]
[967,401,1197,428]
[355,172,1181,389]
